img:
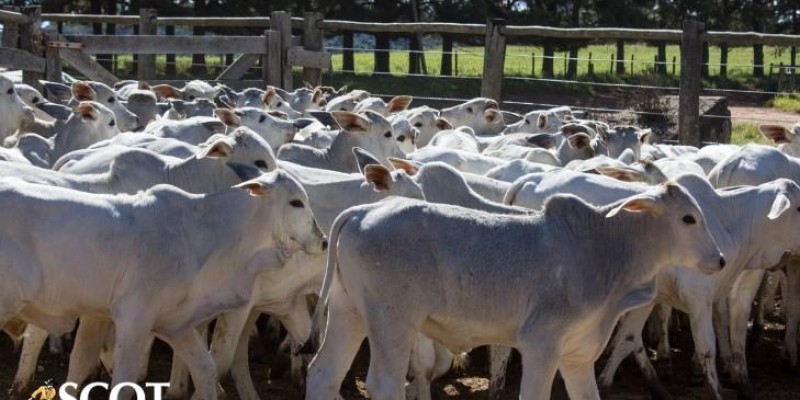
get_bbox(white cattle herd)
[0,73,798,400]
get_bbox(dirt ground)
[2,312,800,400]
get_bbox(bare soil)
[3,313,800,399]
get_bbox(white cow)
[306,183,724,400]
[0,74,35,143]
[66,81,141,132]
[354,95,413,116]
[0,171,326,400]
[145,116,226,145]
[439,97,505,136]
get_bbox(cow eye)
[525,119,531,124]
[188,95,195,101]
[259,114,267,123]
[797,206,800,212]
[107,97,115,103]
[6,88,13,95]
[276,101,283,107]
[384,131,391,138]
[397,135,405,142]
[682,215,696,225]
[31,97,39,103]
[109,119,116,127]
[414,122,423,128]
[290,199,304,208]
[466,107,473,113]
[254,160,268,169]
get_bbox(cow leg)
[407,334,435,400]
[277,296,315,387]
[560,362,600,400]
[363,308,417,400]
[64,316,114,396]
[306,283,366,400]
[110,321,154,400]
[686,299,723,400]
[598,304,655,390]
[168,322,211,399]
[517,341,560,400]
[712,297,733,378]
[784,259,800,366]
[165,328,218,400]
[11,324,48,397]
[655,304,672,360]
[211,306,255,381]
[488,345,512,399]
[727,269,764,398]
[230,312,260,400]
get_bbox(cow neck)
[711,186,784,297]
[326,130,359,172]
[164,156,229,193]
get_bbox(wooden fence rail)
[0,8,795,143]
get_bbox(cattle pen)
[0,7,799,145]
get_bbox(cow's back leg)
[110,317,156,400]
[784,258,800,366]
[598,304,655,390]
[306,280,366,400]
[167,322,211,399]
[163,328,218,400]
[230,311,260,400]
[517,338,560,400]
[362,306,418,400]
[407,334,435,400]
[488,345,512,400]
[11,324,48,397]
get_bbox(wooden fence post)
[678,20,705,147]
[481,18,506,101]
[271,11,292,89]
[263,29,282,87]
[20,6,42,90]
[138,8,157,82]
[44,29,61,82]
[2,6,19,49]
[303,12,324,87]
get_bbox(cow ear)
[768,193,792,220]
[388,157,418,175]
[235,181,271,197]
[138,81,152,91]
[214,108,240,127]
[200,120,227,134]
[484,109,501,124]
[263,86,277,105]
[596,166,644,182]
[304,81,314,89]
[199,139,233,159]
[312,88,324,104]
[567,132,592,150]
[152,84,184,100]
[606,195,662,218]
[526,133,556,149]
[638,129,653,144]
[537,113,547,129]
[353,147,382,173]
[759,124,792,144]
[331,111,370,133]
[72,81,96,101]
[364,164,392,192]
[73,102,97,121]
[267,110,288,119]
[435,117,453,130]
[387,95,413,114]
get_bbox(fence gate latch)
[47,41,83,49]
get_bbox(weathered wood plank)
[321,20,485,35]
[43,14,304,28]
[264,30,281,87]
[138,9,157,82]
[271,11,292,90]
[44,31,62,81]
[0,9,30,24]
[59,47,117,85]
[481,18,506,101]
[216,53,259,81]
[302,12,324,86]
[1,6,19,49]
[63,35,268,55]
[678,20,705,147]
[20,6,43,89]
[0,47,44,72]
[289,47,331,70]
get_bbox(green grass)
[770,93,800,113]
[731,122,771,145]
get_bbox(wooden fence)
[2,7,800,145]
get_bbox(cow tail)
[297,206,358,355]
